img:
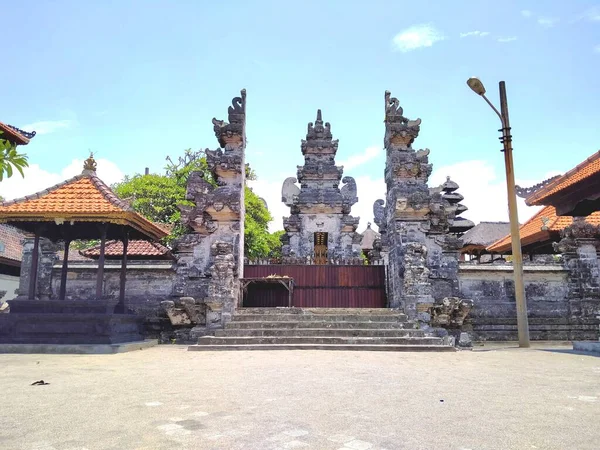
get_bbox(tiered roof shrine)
[280,110,361,262]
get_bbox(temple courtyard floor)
[1,343,599,450]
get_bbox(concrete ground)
[1,344,599,450]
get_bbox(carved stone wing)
[373,199,385,227]
[281,177,300,207]
[340,176,358,205]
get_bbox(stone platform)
[0,299,144,345]
[0,339,157,354]
[189,307,455,351]
[573,341,600,354]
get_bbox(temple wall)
[459,263,598,341]
[50,261,176,316]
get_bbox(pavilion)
[0,155,168,344]
[487,206,600,254]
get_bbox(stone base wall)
[50,261,176,336]
[459,263,599,341]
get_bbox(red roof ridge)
[0,121,36,145]
[527,150,600,205]
[2,174,86,207]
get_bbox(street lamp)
[467,77,530,348]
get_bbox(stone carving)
[83,153,97,172]
[207,242,236,302]
[281,109,361,259]
[429,297,474,328]
[282,177,301,207]
[373,199,386,228]
[381,90,473,320]
[161,297,206,326]
[171,90,246,330]
[340,176,358,206]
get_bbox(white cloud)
[0,158,124,201]
[460,31,490,38]
[392,24,445,52]
[521,10,533,18]
[20,120,73,135]
[497,36,518,43]
[248,178,288,233]
[429,160,542,225]
[537,17,559,27]
[338,146,381,171]
[578,7,600,22]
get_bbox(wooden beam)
[118,230,129,310]
[59,238,71,300]
[95,224,107,299]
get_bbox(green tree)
[0,132,28,181]
[112,149,283,258]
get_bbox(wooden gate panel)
[243,265,386,308]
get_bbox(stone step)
[215,328,425,338]
[189,343,456,352]
[225,320,417,330]
[196,336,444,346]
[238,307,402,315]
[232,314,408,323]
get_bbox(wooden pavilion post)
[59,237,72,300]
[27,230,41,300]
[118,228,129,312]
[95,224,108,299]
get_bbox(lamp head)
[467,77,486,95]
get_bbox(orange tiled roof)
[527,151,600,205]
[0,172,167,241]
[0,121,36,145]
[0,224,26,264]
[487,205,600,253]
[80,240,172,259]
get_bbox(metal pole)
[499,81,530,347]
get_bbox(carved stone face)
[396,198,408,211]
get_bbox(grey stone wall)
[50,261,175,316]
[459,264,598,341]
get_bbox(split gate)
[242,263,387,308]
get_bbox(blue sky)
[2,0,599,230]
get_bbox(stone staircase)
[188,308,455,351]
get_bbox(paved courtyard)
[1,344,599,450]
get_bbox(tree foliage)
[0,132,28,181]
[112,149,283,257]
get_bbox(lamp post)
[467,77,530,348]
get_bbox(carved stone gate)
[242,263,387,308]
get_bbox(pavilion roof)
[80,239,173,260]
[487,205,600,253]
[526,151,600,206]
[0,224,26,266]
[0,160,167,241]
[460,222,511,252]
[0,121,36,145]
[360,223,380,250]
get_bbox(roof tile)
[487,206,600,252]
[528,151,600,205]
